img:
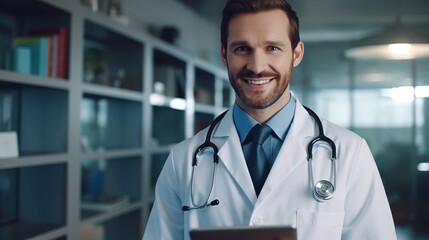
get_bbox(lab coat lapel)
[258,101,316,200]
[213,110,257,205]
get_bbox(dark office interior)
[0,0,429,239]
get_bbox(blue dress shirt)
[233,96,296,167]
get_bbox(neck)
[237,90,291,124]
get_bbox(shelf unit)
[0,0,231,239]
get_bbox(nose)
[246,50,268,74]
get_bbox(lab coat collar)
[284,99,315,138]
[213,108,234,138]
[213,100,317,205]
[213,109,256,204]
[258,100,316,201]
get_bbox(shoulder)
[169,127,210,165]
[319,118,370,161]
[321,119,361,142]
[173,126,210,150]
[169,110,234,168]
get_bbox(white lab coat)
[143,101,397,240]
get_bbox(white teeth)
[247,79,271,85]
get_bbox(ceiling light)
[345,25,429,60]
[389,86,414,102]
[386,86,429,102]
[417,162,429,172]
[388,43,410,54]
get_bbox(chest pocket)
[296,211,345,240]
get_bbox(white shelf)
[195,103,217,114]
[82,83,145,102]
[0,0,230,239]
[81,202,142,225]
[0,153,68,169]
[0,70,70,90]
[81,148,144,161]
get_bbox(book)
[81,195,130,212]
[15,47,32,74]
[14,36,49,77]
[28,27,68,79]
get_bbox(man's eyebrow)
[265,41,287,47]
[229,41,249,49]
[229,40,287,48]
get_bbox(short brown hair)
[221,0,300,50]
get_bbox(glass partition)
[0,164,66,239]
[81,157,142,220]
[84,21,143,91]
[300,41,429,238]
[81,94,142,152]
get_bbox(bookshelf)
[0,0,231,239]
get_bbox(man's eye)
[267,46,280,51]
[234,46,250,53]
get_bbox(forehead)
[227,9,291,46]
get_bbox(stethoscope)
[182,106,337,211]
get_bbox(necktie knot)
[249,124,272,146]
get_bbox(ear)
[221,45,227,66]
[292,41,304,67]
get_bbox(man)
[143,0,397,239]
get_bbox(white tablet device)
[189,226,296,240]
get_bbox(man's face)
[222,9,303,111]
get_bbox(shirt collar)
[233,95,296,143]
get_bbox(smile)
[244,78,274,85]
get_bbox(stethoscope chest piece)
[314,180,335,201]
[304,106,337,202]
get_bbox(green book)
[14,36,48,77]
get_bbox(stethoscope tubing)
[182,106,337,211]
[190,156,218,207]
[182,111,227,211]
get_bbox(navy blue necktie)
[244,124,273,196]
